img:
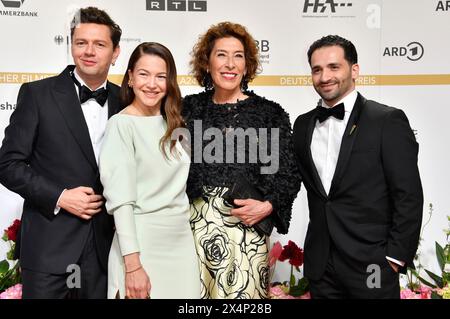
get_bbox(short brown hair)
[70,7,122,49]
[190,21,260,87]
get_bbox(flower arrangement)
[268,240,310,299]
[401,204,450,299]
[0,219,22,298]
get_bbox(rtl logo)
[146,0,207,12]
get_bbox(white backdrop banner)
[1,0,449,284]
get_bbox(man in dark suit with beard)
[0,7,122,298]
[293,35,423,298]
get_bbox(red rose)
[279,240,304,267]
[5,219,21,242]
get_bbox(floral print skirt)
[190,186,269,299]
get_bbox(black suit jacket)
[0,65,122,274]
[293,93,423,280]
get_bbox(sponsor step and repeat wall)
[1,0,449,284]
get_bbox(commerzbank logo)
[0,0,38,17]
[1,0,24,8]
[146,0,207,12]
[302,0,355,18]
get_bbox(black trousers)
[21,226,107,299]
[309,244,400,299]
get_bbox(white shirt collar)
[73,68,107,91]
[321,89,358,114]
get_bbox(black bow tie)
[71,73,108,106]
[316,103,345,123]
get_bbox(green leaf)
[0,269,14,291]
[436,242,445,271]
[431,291,442,299]
[409,268,436,288]
[289,278,309,297]
[290,274,296,287]
[416,275,437,288]
[6,250,14,261]
[0,260,10,274]
[1,232,8,242]
[424,269,444,288]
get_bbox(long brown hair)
[120,42,183,158]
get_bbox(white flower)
[444,263,450,273]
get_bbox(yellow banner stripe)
[0,73,57,84]
[1,73,450,86]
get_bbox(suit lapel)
[53,66,98,171]
[306,110,328,199]
[328,93,366,197]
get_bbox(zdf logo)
[383,41,424,61]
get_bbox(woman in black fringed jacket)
[182,21,301,299]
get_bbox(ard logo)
[436,0,450,11]
[146,0,207,12]
[1,0,25,8]
[383,42,424,62]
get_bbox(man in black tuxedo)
[293,35,423,298]
[0,7,122,298]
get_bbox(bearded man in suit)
[293,35,423,298]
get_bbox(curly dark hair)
[307,35,358,66]
[70,6,122,49]
[190,21,260,88]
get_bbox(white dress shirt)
[311,89,357,195]
[73,69,109,163]
[54,69,109,214]
[310,89,404,268]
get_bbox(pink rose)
[299,291,311,299]
[418,285,432,299]
[269,241,283,267]
[280,294,296,299]
[269,285,287,298]
[400,289,421,299]
[0,284,22,299]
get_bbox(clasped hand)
[58,186,104,220]
[230,199,273,226]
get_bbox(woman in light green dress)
[99,42,200,299]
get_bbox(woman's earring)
[128,80,133,88]
[240,77,248,91]
[202,72,214,91]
